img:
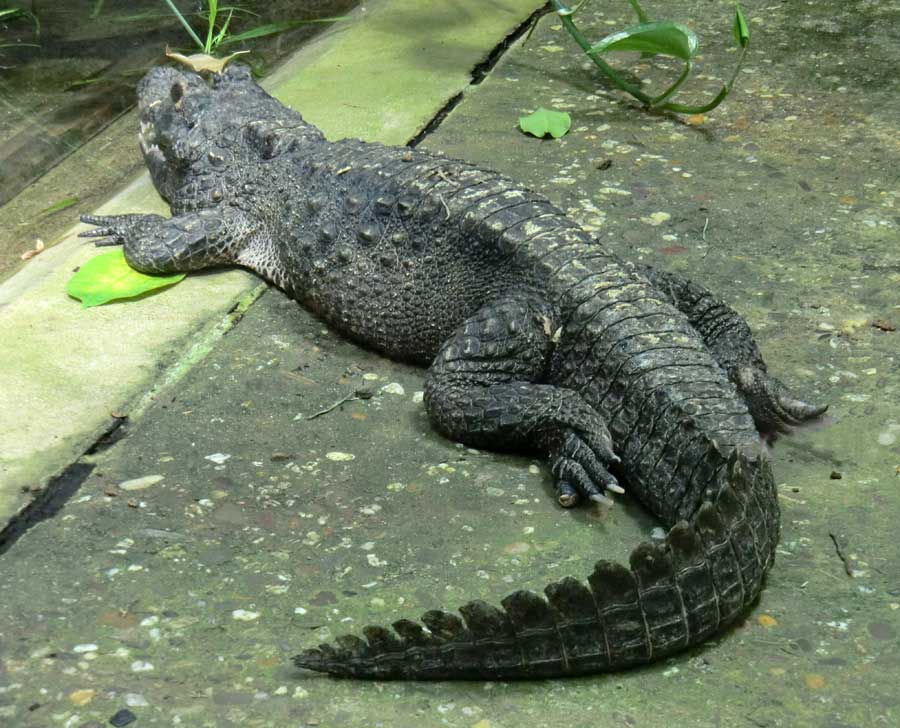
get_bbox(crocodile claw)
[550,430,622,509]
[735,366,828,437]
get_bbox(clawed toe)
[79,214,126,245]
[550,430,623,509]
[736,366,828,436]
[777,393,828,423]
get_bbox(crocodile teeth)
[139,135,164,163]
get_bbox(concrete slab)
[0,0,544,524]
[0,1,897,726]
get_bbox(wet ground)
[1,0,898,726]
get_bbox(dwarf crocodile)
[81,64,826,680]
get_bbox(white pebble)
[232,609,260,621]
[130,660,154,672]
[73,644,98,654]
[326,451,355,461]
[119,475,164,491]
[125,693,149,707]
[380,382,405,395]
[204,453,231,464]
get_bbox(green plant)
[0,5,41,50]
[162,0,345,57]
[552,0,750,115]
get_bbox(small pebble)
[380,382,405,395]
[640,211,671,226]
[73,643,98,654]
[204,453,231,465]
[325,451,355,462]
[109,708,137,727]
[232,609,260,621]
[119,475,164,491]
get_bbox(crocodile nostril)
[170,81,187,107]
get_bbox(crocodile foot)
[548,426,623,509]
[79,213,165,247]
[735,366,828,438]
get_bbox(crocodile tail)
[293,449,778,679]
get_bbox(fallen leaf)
[165,47,249,74]
[66,248,185,307]
[804,673,825,689]
[20,239,45,260]
[519,107,571,139]
[69,689,96,706]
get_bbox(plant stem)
[649,59,690,109]
[204,0,218,54]
[162,0,204,51]
[659,43,747,114]
[627,0,650,23]
[552,0,652,105]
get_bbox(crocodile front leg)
[424,295,623,508]
[641,265,827,436]
[79,208,260,275]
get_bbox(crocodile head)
[136,65,216,202]
[136,63,321,205]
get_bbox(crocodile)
[80,64,827,680]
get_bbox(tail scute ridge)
[293,449,778,679]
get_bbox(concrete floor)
[1,1,897,726]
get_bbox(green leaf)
[518,107,571,139]
[40,196,78,215]
[732,4,750,48]
[211,8,234,50]
[592,21,699,61]
[66,249,185,308]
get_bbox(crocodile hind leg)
[79,208,260,275]
[424,295,623,507]
[640,265,827,436]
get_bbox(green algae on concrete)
[0,0,544,526]
[267,0,545,145]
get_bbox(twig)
[828,532,854,577]
[700,216,710,258]
[306,389,373,420]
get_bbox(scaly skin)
[80,64,826,680]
